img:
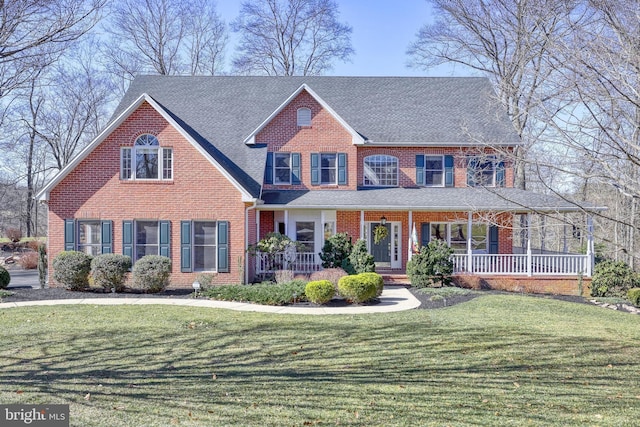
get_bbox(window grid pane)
[135,221,159,261]
[78,221,101,256]
[320,154,337,184]
[163,149,172,180]
[364,155,398,186]
[274,153,291,185]
[121,148,132,179]
[296,221,315,252]
[425,155,444,186]
[193,221,217,271]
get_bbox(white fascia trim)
[362,141,522,147]
[255,205,602,213]
[243,83,365,146]
[37,93,256,203]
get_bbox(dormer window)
[297,107,311,126]
[121,134,173,180]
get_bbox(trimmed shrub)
[319,233,353,269]
[309,268,348,292]
[627,288,640,307]
[338,274,377,303]
[358,272,384,297]
[201,280,307,305]
[18,251,38,269]
[305,280,335,304]
[0,265,10,289]
[406,240,454,288]
[90,254,132,292]
[52,251,92,290]
[132,255,172,293]
[348,239,375,274]
[592,260,640,298]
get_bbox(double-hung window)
[296,221,315,253]
[135,221,160,260]
[311,152,347,185]
[363,155,398,187]
[425,155,444,186]
[321,153,337,184]
[193,221,217,271]
[467,156,505,187]
[180,221,229,273]
[64,219,113,255]
[122,220,170,262]
[77,221,102,256]
[274,153,292,185]
[449,223,488,253]
[121,134,173,180]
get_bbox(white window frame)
[429,223,450,243]
[135,220,160,261]
[363,155,398,187]
[424,155,445,187]
[320,153,337,185]
[77,220,101,256]
[192,221,217,272]
[469,156,497,187]
[121,134,173,181]
[295,221,315,253]
[449,222,488,253]
[297,107,312,126]
[274,152,292,185]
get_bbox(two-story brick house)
[37,76,596,290]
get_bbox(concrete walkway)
[0,287,421,315]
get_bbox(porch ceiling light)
[380,216,387,225]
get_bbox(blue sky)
[217,0,464,76]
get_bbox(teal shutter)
[264,152,273,184]
[159,220,171,258]
[467,157,478,187]
[310,153,320,185]
[101,221,112,254]
[416,155,425,185]
[180,221,192,272]
[122,220,133,259]
[64,219,75,251]
[217,221,229,273]
[444,155,454,187]
[489,225,499,254]
[420,223,430,248]
[495,161,505,187]
[337,153,347,185]
[291,153,301,184]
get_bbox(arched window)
[297,107,311,126]
[121,134,172,180]
[363,155,398,187]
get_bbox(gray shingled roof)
[260,188,600,212]
[113,76,521,197]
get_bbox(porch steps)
[378,270,410,286]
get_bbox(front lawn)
[1,295,639,426]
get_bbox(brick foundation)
[453,275,592,297]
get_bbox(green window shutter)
[420,222,430,247]
[122,220,133,259]
[264,152,273,184]
[467,157,478,187]
[310,153,320,185]
[337,153,347,185]
[416,155,425,186]
[180,221,192,272]
[101,221,113,254]
[64,219,75,251]
[217,221,229,273]
[159,220,171,258]
[496,161,505,187]
[489,225,499,254]
[291,153,301,184]
[444,155,455,187]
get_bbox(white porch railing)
[255,251,321,274]
[451,253,589,276]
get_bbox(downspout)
[245,200,258,285]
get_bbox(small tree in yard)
[249,233,302,276]
[591,260,640,298]
[407,240,454,288]
[319,232,353,269]
[347,239,375,274]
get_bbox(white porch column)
[527,212,532,277]
[586,215,594,276]
[467,211,473,273]
[360,210,365,240]
[408,210,413,261]
[284,210,289,238]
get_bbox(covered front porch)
[253,188,600,280]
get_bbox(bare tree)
[232,0,353,76]
[0,0,104,99]
[102,0,227,86]
[408,0,581,190]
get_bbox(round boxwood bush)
[132,255,172,293]
[0,265,10,289]
[52,251,92,290]
[91,254,132,292]
[628,288,640,307]
[305,280,335,304]
[358,272,384,297]
[338,274,377,304]
[591,260,640,298]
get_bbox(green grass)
[1,295,639,426]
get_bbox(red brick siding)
[48,102,248,288]
[257,90,358,190]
